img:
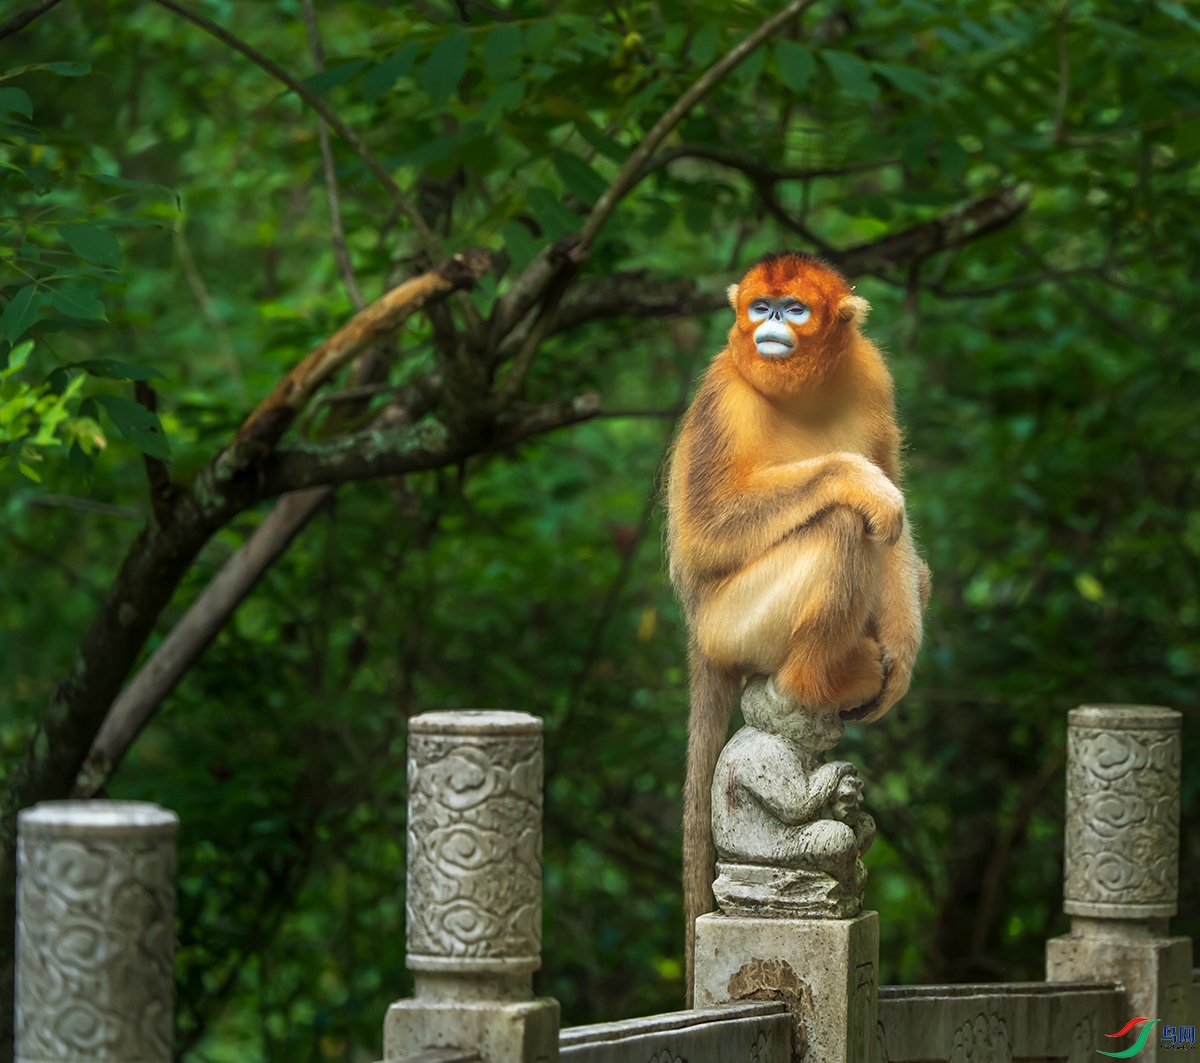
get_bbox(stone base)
[1047,925,1192,1062]
[693,911,878,1063]
[713,861,863,919]
[384,997,559,1063]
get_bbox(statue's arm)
[745,750,857,825]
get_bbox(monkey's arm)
[746,753,857,825]
[863,524,930,721]
[679,451,905,576]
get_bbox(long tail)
[683,640,739,1007]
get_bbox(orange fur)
[667,253,930,1003]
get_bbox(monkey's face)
[747,296,811,358]
[727,253,867,396]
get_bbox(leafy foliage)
[1,0,1199,1060]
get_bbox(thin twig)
[149,0,438,257]
[301,0,364,311]
[1065,104,1200,146]
[174,219,246,397]
[27,495,143,521]
[577,0,820,247]
[0,0,63,41]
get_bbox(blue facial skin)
[747,296,812,358]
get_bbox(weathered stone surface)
[16,800,178,1063]
[876,982,1125,1063]
[1046,926,1192,1059]
[1062,705,1181,919]
[393,711,558,1063]
[711,677,874,920]
[406,711,544,975]
[1047,704,1190,1063]
[693,911,877,1063]
[560,1002,791,1063]
[386,998,558,1063]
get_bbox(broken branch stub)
[234,249,492,454]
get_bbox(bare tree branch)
[149,0,438,256]
[0,0,63,41]
[71,372,445,799]
[233,249,490,455]
[490,0,821,345]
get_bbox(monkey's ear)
[726,283,740,309]
[837,294,871,324]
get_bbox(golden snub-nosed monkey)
[666,252,930,1001]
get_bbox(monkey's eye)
[786,303,811,323]
[749,301,771,319]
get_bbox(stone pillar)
[15,800,178,1063]
[693,677,878,1063]
[1047,705,1191,1061]
[385,711,558,1063]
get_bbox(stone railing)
[11,702,1192,1063]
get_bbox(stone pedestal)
[1046,705,1189,1061]
[693,911,878,1063]
[388,711,558,1063]
[15,800,178,1063]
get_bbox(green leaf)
[301,59,369,99]
[93,394,170,459]
[89,173,179,205]
[420,32,470,106]
[482,80,524,123]
[576,123,630,163]
[0,87,32,118]
[553,153,607,207]
[690,25,719,68]
[734,44,766,87]
[49,288,106,321]
[775,42,816,95]
[4,339,33,375]
[939,140,968,182]
[501,220,540,274]
[822,51,879,101]
[2,286,41,343]
[527,188,580,240]
[362,44,419,104]
[58,222,121,267]
[75,359,165,381]
[69,439,93,478]
[78,396,99,422]
[18,461,41,483]
[44,62,90,76]
[484,24,524,81]
[44,367,70,395]
[875,63,940,102]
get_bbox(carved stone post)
[386,710,558,1063]
[1047,705,1191,1061]
[15,800,178,1063]
[693,677,878,1063]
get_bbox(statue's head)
[742,675,845,752]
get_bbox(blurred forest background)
[1,0,1199,1059]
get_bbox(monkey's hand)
[766,451,906,548]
